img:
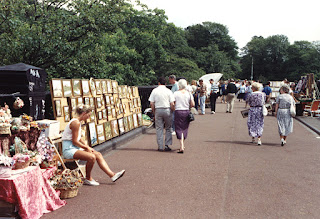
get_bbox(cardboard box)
[36,119,60,139]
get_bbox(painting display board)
[50,78,142,147]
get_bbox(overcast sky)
[138,0,320,49]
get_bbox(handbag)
[188,112,195,122]
[240,109,249,118]
[262,105,268,116]
[290,100,296,117]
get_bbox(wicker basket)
[58,188,79,199]
[13,160,30,170]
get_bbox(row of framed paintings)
[54,96,141,123]
[51,78,139,98]
[87,113,143,147]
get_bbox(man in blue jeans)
[198,79,207,115]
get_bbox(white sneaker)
[83,179,100,186]
[281,139,285,146]
[111,170,125,182]
[257,139,262,146]
[211,111,215,114]
[171,131,176,136]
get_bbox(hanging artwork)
[110,120,119,137]
[51,79,63,98]
[104,122,112,140]
[81,79,90,96]
[89,78,96,96]
[101,80,107,94]
[88,122,98,146]
[62,80,72,97]
[118,118,125,135]
[77,97,83,105]
[106,79,112,93]
[55,100,62,117]
[95,80,102,95]
[63,106,70,122]
[133,114,138,128]
[72,79,82,97]
[96,124,105,144]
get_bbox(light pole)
[250,55,253,81]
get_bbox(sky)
[138,0,320,49]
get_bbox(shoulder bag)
[262,105,268,116]
[290,99,296,117]
[188,92,195,122]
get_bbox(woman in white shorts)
[62,104,125,186]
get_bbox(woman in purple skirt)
[246,82,266,145]
[174,79,195,153]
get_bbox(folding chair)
[304,100,320,117]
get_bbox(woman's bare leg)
[179,133,184,151]
[93,151,115,178]
[73,150,96,181]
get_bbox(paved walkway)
[43,101,320,219]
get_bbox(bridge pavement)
[43,101,320,219]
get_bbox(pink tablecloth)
[0,166,66,219]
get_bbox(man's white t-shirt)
[149,85,175,108]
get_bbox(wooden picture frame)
[110,119,119,137]
[105,95,110,106]
[95,80,102,95]
[90,110,96,122]
[107,106,112,116]
[88,122,98,146]
[89,78,96,96]
[112,80,118,94]
[123,116,129,132]
[106,79,112,94]
[84,97,90,106]
[77,97,83,105]
[72,79,82,97]
[104,122,112,140]
[81,79,90,96]
[128,114,133,130]
[62,79,72,97]
[63,106,70,122]
[81,124,89,146]
[111,108,116,118]
[55,100,62,117]
[137,113,142,126]
[118,118,125,135]
[96,97,102,108]
[133,113,138,128]
[101,80,107,94]
[110,96,114,105]
[51,79,63,98]
[70,98,77,112]
[102,109,107,119]
[89,97,95,108]
[96,124,105,144]
[98,111,103,120]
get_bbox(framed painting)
[118,118,125,135]
[62,79,72,97]
[55,100,62,117]
[51,79,63,98]
[98,111,103,120]
[107,106,112,116]
[63,106,70,122]
[89,97,95,108]
[122,86,128,98]
[90,110,96,122]
[89,78,96,96]
[129,101,133,112]
[137,113,142,126]
[95,80,102,95]
[106,79,112,94]
[128,114,133,130]
[105,95,110,106]
[137,98,141,107]
[110,120,119,137]
[88,122,98,146]
[81,79,90,96]
[84,97,90,106]
[96,124,105,144]
[111,108,116,118]
[110,96,114,105]
[118,86,122,98]
[70,98,77,111]
[77,97,83,105]
[104,122,112,140]
[81,124,89,146]
[133,98,138,108]
[101,80,107,94]
[133,113,138,128]
[123,116,129,132]
[112,80,118,94]
[102,109,107,119]
[96,97,102,108]
[72,79,82,97]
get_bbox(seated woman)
[62,104,125,186]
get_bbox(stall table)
[0,166,66,219]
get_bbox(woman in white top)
[174,79,195,153]
[62,104,125,186]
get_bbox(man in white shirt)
[149,77,175,151]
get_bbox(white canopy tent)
[199,73,223,95]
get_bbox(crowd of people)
[148,75,296,152]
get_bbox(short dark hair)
[158,77,166,85]
[169,75,176,80]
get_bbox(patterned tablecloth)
[0,166,66,219]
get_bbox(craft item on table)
[36,132,56,168]
[0,154,13,178]
[13,97,24,110]
[12,153,31,169]
[10,117,22,134]
[10,137,28,154]
[20,114,32,130]
[0,103,12,135]
[50,169,83,199]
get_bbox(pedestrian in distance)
[149,77,175,152]
[209,79,219,114]
[246,82,266,145]
[274,85,295,146]
[169,75,179,135]
[191,80,199,112]
[61,104,125,186]
[173,79,195,153]
[197,79,207,115]
[226,79,238,113]
[262,81,272,103]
